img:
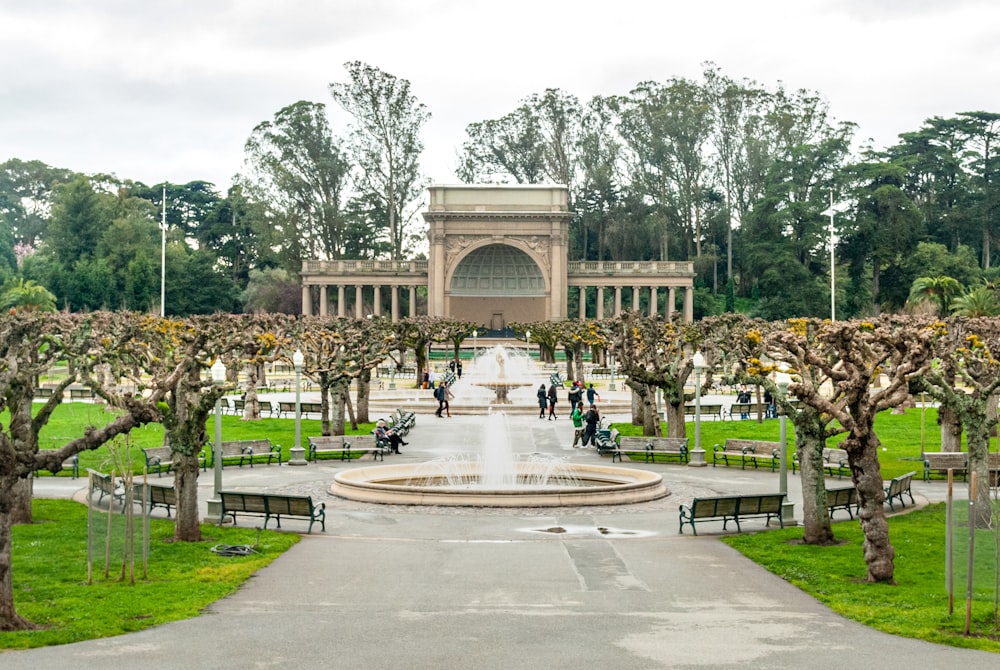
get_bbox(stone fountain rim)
[330,462,668,507]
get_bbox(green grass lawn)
[613,405,945,478]
[723,504,1000,652]
[4,499,298,649]
[29,402,378,476]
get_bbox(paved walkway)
[7,398,991,669]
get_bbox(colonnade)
[301,283,420,322]
[574,285,694,322]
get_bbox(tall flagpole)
[160,185,166,317]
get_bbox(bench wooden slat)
[712,439,782,471]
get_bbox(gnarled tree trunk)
[843,423,894,583]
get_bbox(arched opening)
[449,244,547,331]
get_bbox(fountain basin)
[331,462,668,507]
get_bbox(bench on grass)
[726,402,768,420]
[35,454,80,479]
[825,486,858,520]
[219,491,325,533]
[884,471,916,512]
[712,439,782,471]
[200,439,282,470]
[69,388,96,400]
[615,436,688,464]
[87,469,125,510]
[678,493,786,535]
[683,404,724,420]
[142,447,174,477]
[277,401,324,418]
[923,452,968,481]
[137,483,177,517]
[793,447,851,479]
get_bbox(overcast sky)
[2,0,997,191]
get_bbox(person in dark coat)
[547,383,558,420]
[582,404,601,447]
[537,384,547,419]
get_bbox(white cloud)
[1,0,998,189]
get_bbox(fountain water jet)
[330,412,668,507]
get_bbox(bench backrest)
[266,495,314,517]
[348,434,378,449]
[825,487,856,506]
[145,484,175,505]
[308,435,344,448]
[220,491,269,514]
[924,452,967,468]
[691,496,741,518]
[823,448,849,463]
[737,494,785,515]
[649,437,688,451]
[87,469,115,494]
[888,471,915,495]
[142,447,172,461]
[724,439,780,453]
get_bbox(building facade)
[300,185,696,326]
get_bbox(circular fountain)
[467,345,535,404]
[330,411,668,507]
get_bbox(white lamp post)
[608,348,616,391]
[821,190,841,321]
[689,351,708,467]
[525,330,531,360]
[207,358,226,519]
[472,329,478,368]
[160,185,167,317]
[289,349,308,466]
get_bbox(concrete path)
[5,401,991,669]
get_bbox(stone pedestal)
[288,446,308,466]
[781,501,798,526]
[688,447,707,467]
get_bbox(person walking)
[547,383,558,420]
[443,381,454,417]
[586,383,600,406]
[571,401,585,447]
[456,361,463,380]
[582,403,601,447]
[434,383,446,417]
[567,381,583,410]
[737,384,751,419]
[536,384,547,419]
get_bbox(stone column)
[337,285,346,318]
[632,286,640,311]
[667,287,676,320]
[373,285,382,316]
[613,286,622,316]
[319,285,328,317]
[684,286,694,323]
[578,286,586,319]
[649,287,658,316]
[409,286,417,317]
[391,286,399,323]
[596,286,605,319]
[301,285,312,316]
[355,285,363,319]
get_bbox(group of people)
[536,380,603,447]
[537,380,600,421]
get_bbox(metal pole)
[213,396,222,498]
[829,189,836,321]
[289,351,307,465]
[160,185,166,317]
[694,367,702,453]
[608,351,616,391]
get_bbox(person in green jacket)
[571,401,585,447]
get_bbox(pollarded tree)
[556,319,607,385]
[114,315,234,542]
[763,318,849,545]
[917,317,1000,526]
[509,321,560,365]
[609,312,711,438]
[787,316,935,582]
[0,311,172,631]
